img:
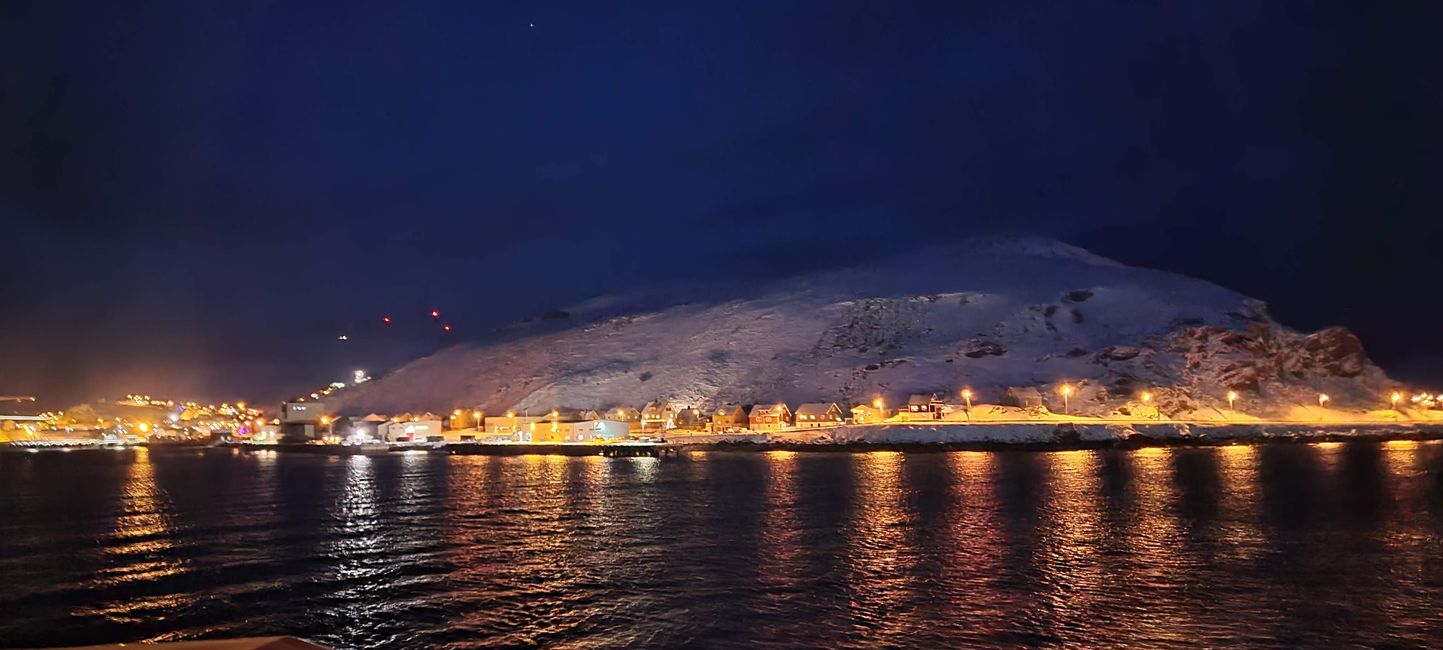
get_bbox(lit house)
[380,418,444,443]
[794,402,844,428]
[279,400,327,440]
[640,402,678,432]
[353,413,389,439]
[904,394,944,421]
[849,403,888,423]
[673,406,708,430]
[748,403,793,432]
[558,419,630,443]
[710,404,751,433]
[485,413,548,436]
[607,406,643,433]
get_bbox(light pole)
[1390,392,1402,410]
[1059,384,1073,415]
[1318,393,1330,407]
[1227,391,1238,411]
[960,389,973,420]
[473,410,483,431]
[873,397,885,422]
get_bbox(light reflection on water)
[2,443,1443,648]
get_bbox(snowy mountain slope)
[328,237,1398,417]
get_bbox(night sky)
[3,1,1441,408]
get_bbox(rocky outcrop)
[1171,322,1375,391]
[1284,326,1368,378]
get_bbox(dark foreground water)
[4,444,1443,648]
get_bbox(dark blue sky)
[3,1,1441,407]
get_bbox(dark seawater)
[4,443,1443,648]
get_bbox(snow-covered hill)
[328,237,1398,418]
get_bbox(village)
[8,380,1443,449]
[255,382,1443,448]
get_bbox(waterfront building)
[380,418,445,443]
[849,403,888,423]
[904,394,944,421]
[559,419,630,442]
[640,402,679,432]
[485,414,547,436]
[607,406,643,432]
[710,404,752,432]
[673,406,708,430]
[279,401,327,440]
[748,403,793,432]
[794,402,844,428]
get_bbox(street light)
[1391,392,1402,410]
[961,388,973,411]
[1141,391,1152,404]
[473,410,483,429]
[1059,384,1073,414]
[321,415,333,436]
[1227,391,1239,410]
[1318,393,1330,407]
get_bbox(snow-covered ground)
[663,422,1440,447]
[329,237,1407,420]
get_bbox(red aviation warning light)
[431,310,440,319]
[442,323,453,332]
[382,316,392,324]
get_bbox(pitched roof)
[907,393,941,405]
[795,402,839,416]
[751,403,790,416]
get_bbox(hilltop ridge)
[327,238,1397,418]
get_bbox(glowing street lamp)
[961,388,973,411]
[1141,391,1153,404]
[1059,384,1073,414]
[1318,393,1330,407]
[320,415,333,436]
[1227,391,1239,410]
[1391,392,1402,410]
[472,410,483,429]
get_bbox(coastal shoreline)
[8,423,1443,455]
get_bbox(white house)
[559,419,630,443]
[381,419,444,443]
